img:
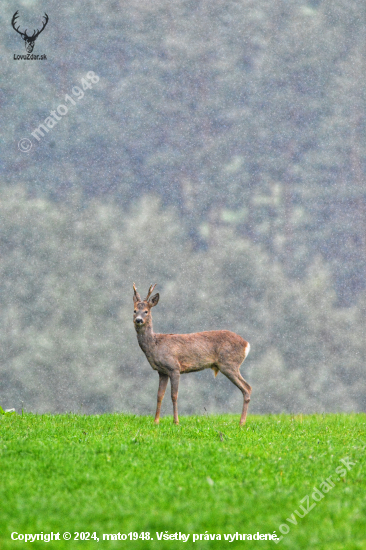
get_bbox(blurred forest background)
[1,0,366,415]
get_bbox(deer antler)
[133,283,141,302]
[11,11,48,40]
[11,11,26,38]
[145,284,157,301]
[32,13,49,40]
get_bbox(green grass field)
[0,412,365,549]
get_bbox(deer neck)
[135,321,155,355]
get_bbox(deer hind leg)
[221,366,252,426]
[155,372,169,424]
[170,371,180,425]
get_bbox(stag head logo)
[11,11,48,53]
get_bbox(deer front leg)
[155,372,169,424]
[170,371,180,425]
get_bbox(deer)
[11,11,49,53]
[133,283,251,426]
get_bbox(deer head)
[11,11,48,53]
[133,283,159,328]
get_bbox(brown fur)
[133,284,251,426]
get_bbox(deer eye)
[134,310,137,313]
[144,310,148,314]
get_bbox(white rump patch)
[244,342,250,359]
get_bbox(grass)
[0,412,365,549]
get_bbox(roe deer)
[133,283,251,426]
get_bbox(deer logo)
[11,11,48,53]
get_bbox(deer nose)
[135,317,143,324]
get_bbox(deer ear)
[149,293,159,307]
